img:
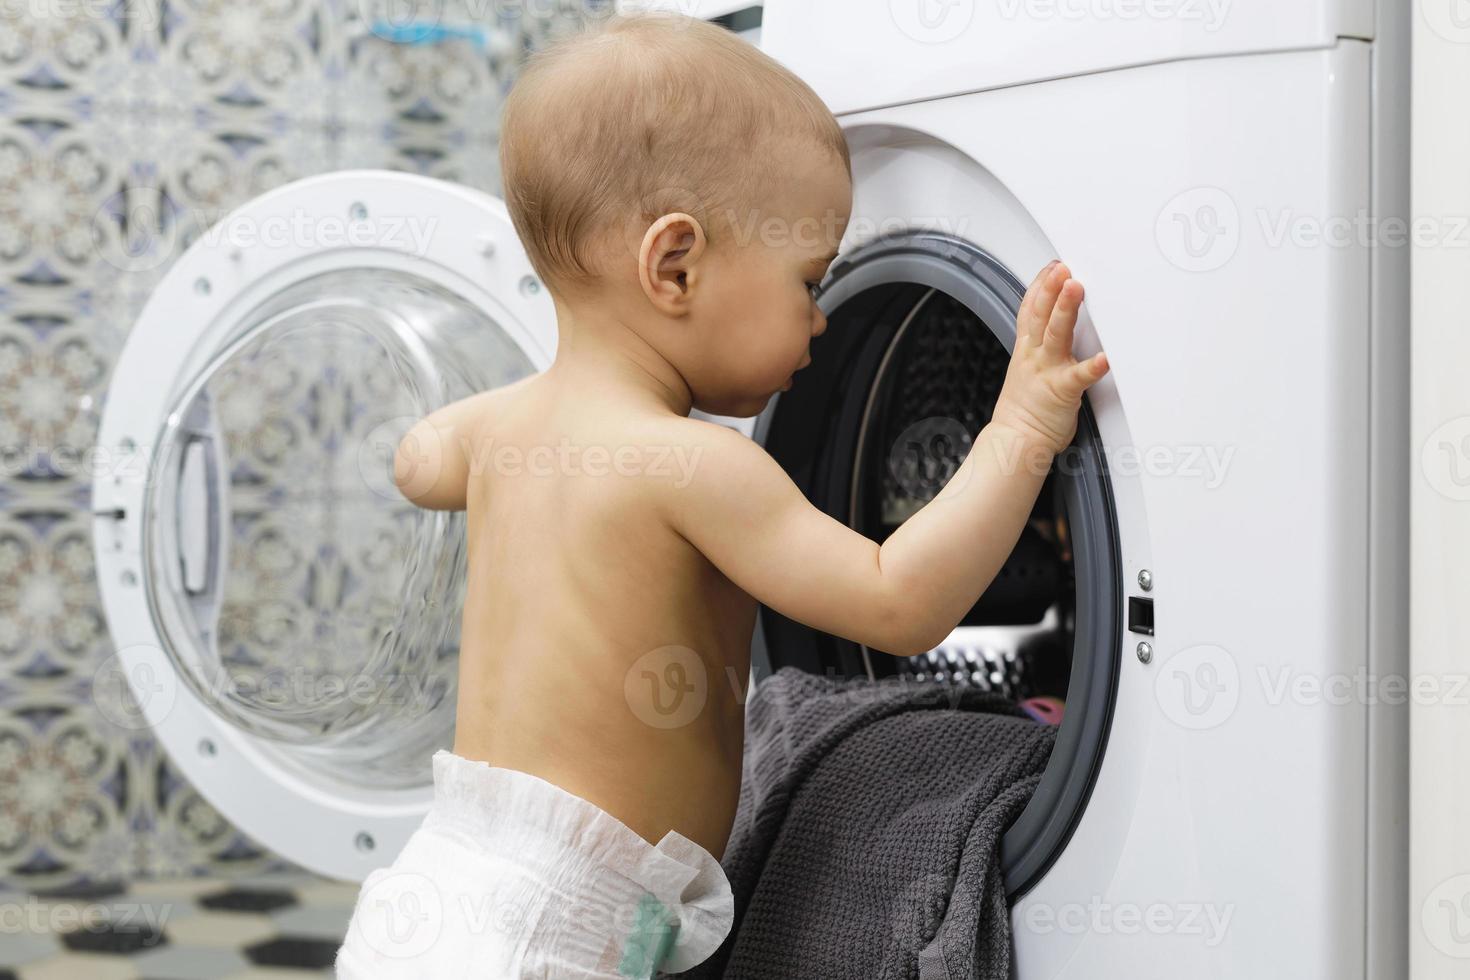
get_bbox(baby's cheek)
[753,332,794,373]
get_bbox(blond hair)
[499,11,850,298]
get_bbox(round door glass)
[142,268,537,789]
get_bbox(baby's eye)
[806,281,825,302]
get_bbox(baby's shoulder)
[464,374,538,438]
[485,373,540,412]
[635,414,757,463]
[533,414,755,504]
[617,415,766,500]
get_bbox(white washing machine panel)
[92,171,557,881]
[821,43,1374,979]
[761,0,1373,115]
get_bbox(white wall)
[1410,8,1470,977]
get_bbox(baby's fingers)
[1016,261,1054,344]
[1024,259,1057,297]
[1029,263,1069,332]
[1070,352,1110,391]
[1019,261,1067,345]
[1043,278,1084,358]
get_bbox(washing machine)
[747,1,1410,978]
[90,1,1410,978]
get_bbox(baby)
[336,10,1108,980]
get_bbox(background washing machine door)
[90,170,556,882]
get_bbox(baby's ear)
[658,227,696,263]
[638,212,706,314]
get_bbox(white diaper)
[335,749,734,979]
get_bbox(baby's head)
[500,12,852,417]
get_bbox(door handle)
[176,430,222,601]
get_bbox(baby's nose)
[812,308,828,337]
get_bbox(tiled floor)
[0,873,359,979]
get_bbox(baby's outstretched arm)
[665,261,1109,657]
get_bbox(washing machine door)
[90,171,555,881]
[751,231,1121,899]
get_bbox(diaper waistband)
[424,748,734,974]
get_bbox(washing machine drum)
[755,232,1121,896]
[92,172,557,879]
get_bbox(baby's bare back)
[450,375,755,860]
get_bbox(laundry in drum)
[1018,696,1066,726]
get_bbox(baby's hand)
[990,261,1110,455]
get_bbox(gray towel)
[666,667,1056,980]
